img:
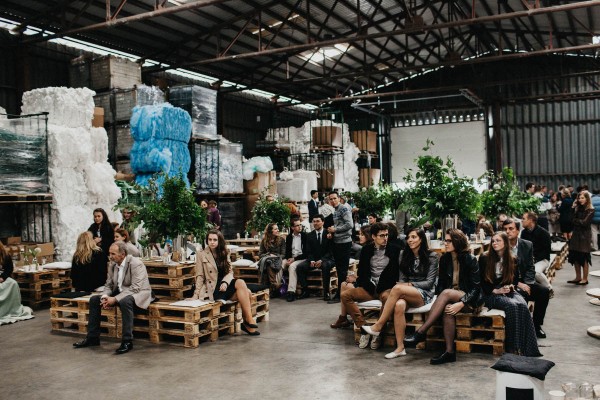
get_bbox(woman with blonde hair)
[71,231,107,292]
[567,190,595,285]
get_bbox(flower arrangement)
[26,247,42,265]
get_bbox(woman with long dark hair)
[258,223,286,296]
[71,231,107,292]
[403,229,481,364]
[567,191,595,285]
[87,208,114,265]
[479,232,541,356]
[192,229,259,335]
[361,228,438,359]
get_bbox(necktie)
[317,232,321,244]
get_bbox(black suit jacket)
[437,252,481,307]
[285,231,308,260]
[520,225,551,262]
[516,238,536,285]
[308,199,319,221]
[305,229,333,262]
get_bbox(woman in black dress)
[567,191,595,285]
[558,189,574,240]
[404,229,481,364]
[479,232,541,357]
[192,229,259,335]
[71,231,107,292]
[87,208,114,266]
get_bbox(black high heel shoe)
[241,322,260,336]
[403,331,426,348]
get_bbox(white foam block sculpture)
[22,87,122,261]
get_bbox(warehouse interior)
[1,1,599,399]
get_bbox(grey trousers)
[88,294,137,341]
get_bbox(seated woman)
[191,229,259,335]
[258,223,286,297]
[71,231,107,293]
[403,229,481,364]
[478,231,541,356]
[114,228,140,257]
[0,242,33,324]
[361,228,438,359]
[351,225,372,260]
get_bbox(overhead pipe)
[23,0,236,43]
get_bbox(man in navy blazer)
[503,218,551,339]
[308,190,320,223]
[296,214,336,301]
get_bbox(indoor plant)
[478,167,540,218]
[401,139,480,228]
[246,191,291,235]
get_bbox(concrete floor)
[3,257,600,400]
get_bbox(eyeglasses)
[376,234,389,238]
[444,239,452,243]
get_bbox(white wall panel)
[390,121,486,185]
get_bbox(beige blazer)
[103,255,153,309]
[192,247,233,301]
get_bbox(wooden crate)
[350,130,377,153]
[354,307,428,350]
[233,266,260,284]
[235,289,270,331]
[116,308,152,340]
[90,55,141,90]
[305,267,338,297]
[358,168,381,188]
[50,296,119,338]
[312,126,342,149]
[151,285,194,300]
[14,269,64,309]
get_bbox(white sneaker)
[384,349,407,359]
[370,334,381,350]
[358,334,371,349]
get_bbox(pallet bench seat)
[50,296,245,348]
[354,299,506,356]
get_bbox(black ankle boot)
[404,331,426,348]
[430,351,456,365]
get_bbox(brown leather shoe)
[330,315,352,329]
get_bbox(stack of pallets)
[14,269,72,309]
[50,296,118,337]
[305,267,338,297]
[235,289,269,332]
[145,260,196,299]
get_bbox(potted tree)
[478,167,541,218]
[246,192,291,236]
[401,140,480,232]
[136,173,209,258]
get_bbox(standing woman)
[191,229,259,335]
[403,229,481,364]
[71,232,107,293]
[558,189,574,241]
[258,223,286,296]
[361,228,438,359]
[87,208,114,266]
[479,232,541,356]
[567,191,595,285]
[547,192,561,236]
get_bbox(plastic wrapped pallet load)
[218,141,243,194]
[292,170,318,193]
[277,178,307,202]
[22,87,96,129]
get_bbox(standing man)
[520,212,553,291]
[297,214,335,301]
[73,241,153,354]
[308,190,320,224]
[327,191,353,303]
[207,200,222,230]
[283,218,308,302]
[503,219,551,339]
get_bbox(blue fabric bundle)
[129,104,192,187]
[130,104,192,142]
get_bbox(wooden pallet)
[233,266,260,284]
[147,274,196,289]
[353,308,428,349]
[151,285,194,300]
[305,267,338,297]
[144,261,195,278]
[15,269,72,309]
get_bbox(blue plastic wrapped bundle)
[130,104,192,143]
[165,140,191,174]
[130,141,172,174]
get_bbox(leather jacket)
[436,252,481,307]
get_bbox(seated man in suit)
[73,241,153,354]
[283,218,308,302]
[297,214,336,301]
[503,218,551,339]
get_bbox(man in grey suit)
[74,241,153,354]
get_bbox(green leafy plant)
[246,191,291,234]
[401,139,480,227]
[478,167,541,218]
[344,186,387,219]
[136,173,209,243]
